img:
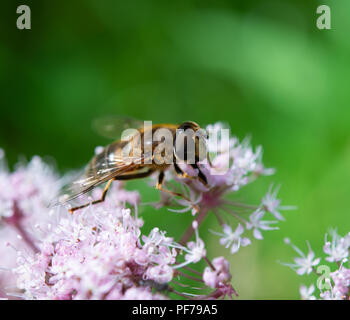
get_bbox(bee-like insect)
[55,118,209,213]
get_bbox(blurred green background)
[1,0,350,299]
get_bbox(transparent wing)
[50,165,132,207]
[51,148,144,207]
[92,115,144,140]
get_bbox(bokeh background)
[1,0,349,299]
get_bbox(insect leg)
[190,163,208,186]
[174,162,196,180]
[68,178,114,214]
[156,171,200,213]
[175,162,208,186]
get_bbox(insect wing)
[52,153,140,206]
[92,115,144,140]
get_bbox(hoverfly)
[54,117,209,213]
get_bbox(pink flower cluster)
[0,122,287,300]
[284,230,350,300]
[0,152,62,297]
[15,207,175,299]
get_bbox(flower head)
[283,238,320,275]
[330,265,350,298]
[14,207,177,300]
[246,209,279,240]
[300,284,316,300]
[285,230,350,300]
[212,224,251,254]
[262,185,295,221]
[323,230,350,263]
[173,221,206,269]
[203,256,231,288]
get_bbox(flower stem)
[204,256,215,271]
[6,203,39,253]
[176,270,203,283]
[12,221,39,253]
[182,266,203,276]
[169,287,195,299]
[179,208,209,246]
